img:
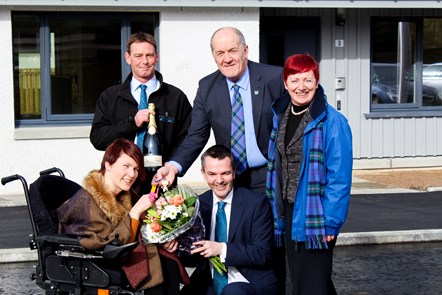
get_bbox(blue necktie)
[136,84,148,150]
[231,84,247,174]
[214,201,228,295]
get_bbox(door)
[260,16,320,67]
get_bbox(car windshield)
[423,64,442,78]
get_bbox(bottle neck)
[147,113,157,135]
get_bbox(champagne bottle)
[142,103,163,172]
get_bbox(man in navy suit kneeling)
[180,145,278,295]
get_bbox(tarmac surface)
[2,242,442,295]
[332,241,442,295]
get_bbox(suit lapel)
[199,191,213,240]
[228,188,245,242]
[248,61,264,136]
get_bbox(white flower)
[161,180,169,192]
[142,225,162,243]
[161,204,183,221]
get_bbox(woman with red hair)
[266,54,353,294]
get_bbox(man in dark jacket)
[90,32,192,193]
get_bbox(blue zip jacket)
[272,86,353,242]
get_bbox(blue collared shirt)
[226,68,267,168]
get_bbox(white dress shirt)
[210,190,249,284]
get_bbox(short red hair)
[100,138,146,181]
[283,54,319,82]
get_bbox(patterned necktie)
[136,84,148,149]
[231,84,247,174]
[214,201,228,295]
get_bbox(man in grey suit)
[154,26,285,194]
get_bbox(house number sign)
[335,40,344,47]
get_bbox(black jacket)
[90,71,192,162]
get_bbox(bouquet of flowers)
[140,182,226,275]
[141,182,199,244]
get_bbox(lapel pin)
[254,90,259,96]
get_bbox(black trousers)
[272,245,287,295]
[285,201,337,295]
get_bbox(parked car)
[423,62,442,105]
[371,63,439,105]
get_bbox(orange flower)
[169,194,184,206]
[150,221,162,232]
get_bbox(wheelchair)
[1,168,141,295]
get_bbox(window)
[371,18,442,113]
[12,12,158,126]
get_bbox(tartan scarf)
[266,116,328,249]
[305,121,328,249]
[265,114,285,247]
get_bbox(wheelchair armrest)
[36,234,80,246]
[102,241,139,260]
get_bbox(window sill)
[14,125,91,140]
[365,110,442,119]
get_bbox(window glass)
[371,21,416,105]
[371,18,442,110]
[130,15,157,36]
[48,16,121,117]
[12,12,158,125]
[12,14,41,120]
[423,19,442,106]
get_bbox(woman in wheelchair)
[55,138,189,294]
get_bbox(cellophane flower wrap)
[141,184,201,244]
[169,193,227,276]
[141,183,227,275]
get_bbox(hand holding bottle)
[134,108,155,128]
[142,103,163,172]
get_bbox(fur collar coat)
[56,170,133,250]
[55,170,194,290]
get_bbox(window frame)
[368,16,442,118]
[12,11,159,127]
